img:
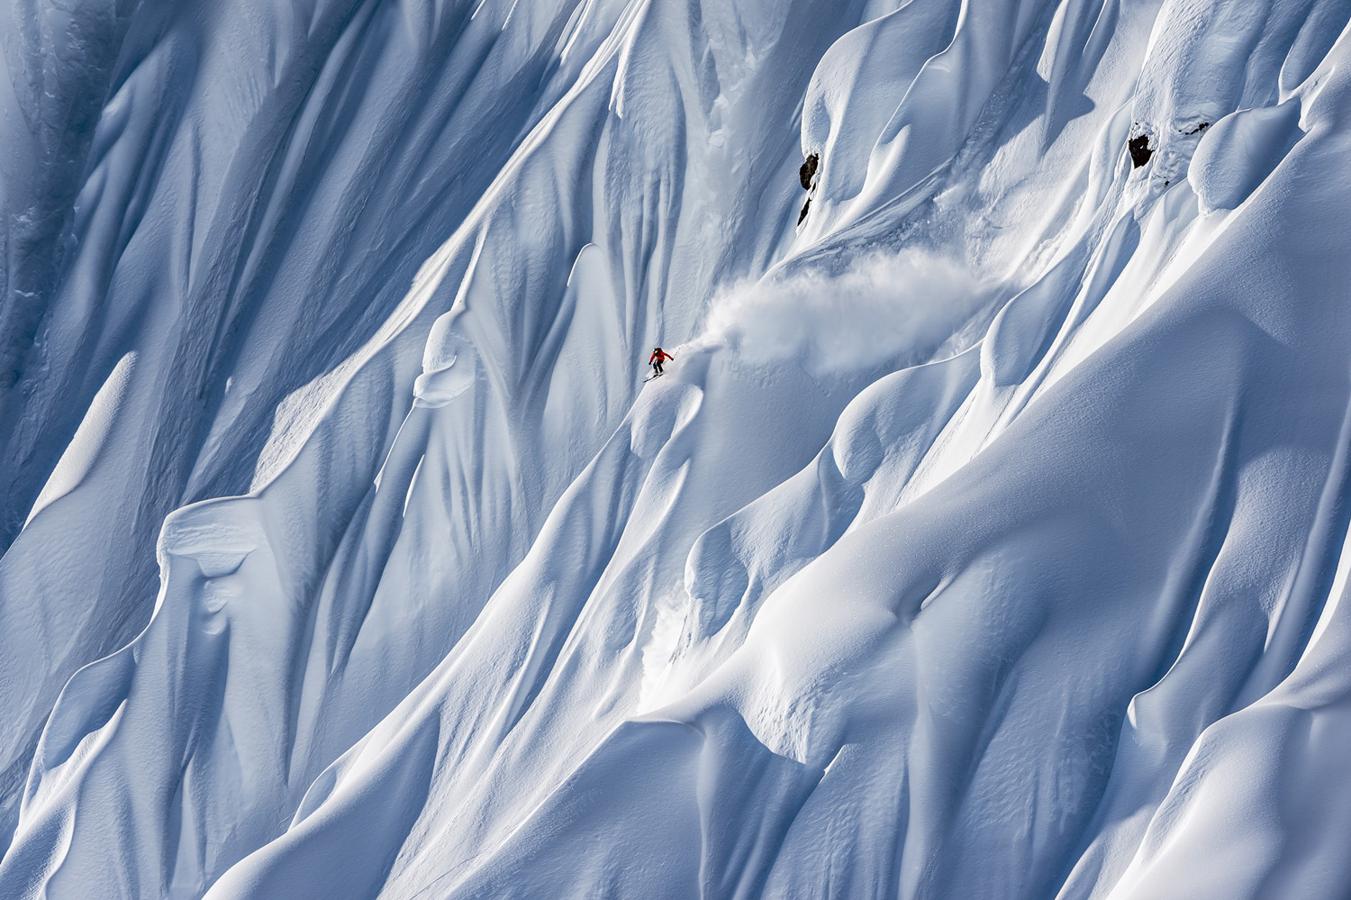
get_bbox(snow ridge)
[3,0,1351,897]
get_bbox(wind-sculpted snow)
[0,0,654,847]
[3,0,1351,897]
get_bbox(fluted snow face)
[3,0,1351,896]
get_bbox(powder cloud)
[692,250,991,374]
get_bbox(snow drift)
[3,0,1351,897]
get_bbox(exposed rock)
[1128,133,1153,167]
[799,152,819,190]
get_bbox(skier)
[648,346,675,378]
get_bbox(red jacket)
[649,349,674,365]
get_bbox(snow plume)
[694,249,991,373]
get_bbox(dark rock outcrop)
[1128,134,1152,167]
[799,153,819,189]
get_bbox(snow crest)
[3,0,1351,897]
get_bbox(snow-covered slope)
[3,0,1351,896]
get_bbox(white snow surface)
[2,0,1351,896]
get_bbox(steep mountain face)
[3,0,1351,897]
